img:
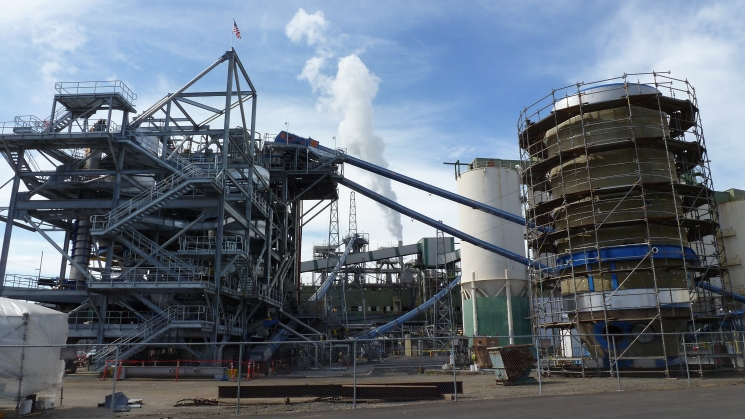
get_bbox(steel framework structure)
[0,50,339,364]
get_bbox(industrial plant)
[0,50,742,388]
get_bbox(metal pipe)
[276,322,312,342]
[66,300,91,316]
[355,275,461,340]
[697,281,745,304]
[338,178,545,269]
[279,308,326,337]
[309,234,357,301]
[506,268,514,345]
[325,151,536,229]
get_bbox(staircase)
[5,150,47,189]
[6,150,40,173]
[49,109,74,132]
[90,129,213,235]
[93,303,182,369]
[116,227,203,282]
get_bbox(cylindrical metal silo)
[457,158,529,342]
[715,189,745,297]
[519,77,732,368]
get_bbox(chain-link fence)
[1,332,744,418]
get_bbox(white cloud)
[285,9,329,46]
[582,0,745,188]
[31,21,87,52]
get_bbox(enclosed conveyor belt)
[337,177,544,269]
[355,275,462,340]
[301,243,420,272]
[308,234,358,301]
[300,243,459,272]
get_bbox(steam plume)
[286,9,404,240]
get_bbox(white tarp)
[0,297,67,400]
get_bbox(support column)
[212,50,235,345]
[264,206,273,287]
[0,155,22,295]
[58,228,71,280]
[104,147,125,280]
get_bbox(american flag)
[233,20,241,39]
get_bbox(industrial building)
[0,51,741,373]
[0,49,524,367]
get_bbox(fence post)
[611,335,621,391]
[236,343,243,416]
[353,340,357,409]
[740,331,745,373]
[536,335,542,396]
[681,333,691,388]
[451,337,457,401]
[110,344,120,419]
[418,339,423,372]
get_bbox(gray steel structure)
[0,50,338,363]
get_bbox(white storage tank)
[715,189,745,296]
[457,158,529,341]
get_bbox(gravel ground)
[1,359,743,418]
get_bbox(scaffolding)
[518,73,734,371]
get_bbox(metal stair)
[49,109,74,132]
[4,150,47,189]
[93,304,182,369]
[91,128,216,235]
[6,150,40,173]
[90,173,200,235]
[122,227,195,269]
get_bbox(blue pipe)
[309,234,357,301]
[697,281,745,304]
[338,177,546,270]
[355,275,462,339]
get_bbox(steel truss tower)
[0,50,339,366]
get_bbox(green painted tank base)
[462,296,531,343]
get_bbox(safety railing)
[107,266,206,284]
[178,235,247,254]
[55,80,136,105]
[9,114,121,135]
[2,274,59,289]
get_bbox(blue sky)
[1,0,744,277]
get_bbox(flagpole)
[231,19,234,49]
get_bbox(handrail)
[55,80,136,105]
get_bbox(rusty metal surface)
[219,381,462,400]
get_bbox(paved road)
[251,385,745,419]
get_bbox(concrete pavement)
[250,384,745,419]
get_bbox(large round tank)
[457,158,530,340]
[716,189,745,297]
[519,78,731,366]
